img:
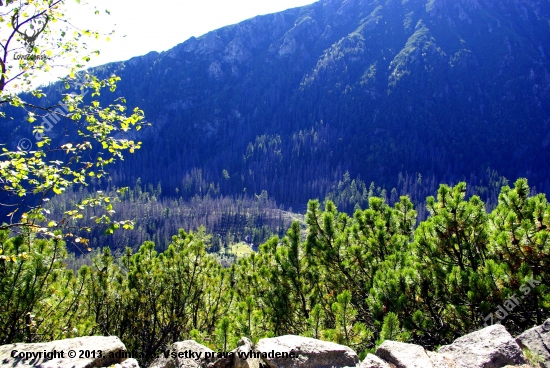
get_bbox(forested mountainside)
[3,0,550,234]
[96,0,550,202]
[44,178,299,254]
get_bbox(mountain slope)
[8,0,550,207]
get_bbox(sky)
[37,0,317,84]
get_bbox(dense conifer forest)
[4,0,550,214]
[1,179,548,366]
[42,168,510,251]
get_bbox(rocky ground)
[1,319,548,368]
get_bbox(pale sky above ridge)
[36,0,317,86]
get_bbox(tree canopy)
[0,0,146,244]
[1,179,547,366]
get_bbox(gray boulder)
[438,324,527,368]
[148,340,215,368]
[210,337,260,368]
[256,335,359,368]
[234,337,261,368]
[115,358,141,368]
[375,340,433,368]
[426,351,456,368]
[0,336,132,368]
[515,319,550,368]
[359,353,391,368]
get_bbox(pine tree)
[489,179,550,330]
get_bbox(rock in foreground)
[515,319,550,368]
[256,335,359,368]
[438,324,527,368]
[148,340,215,368]
[359,353,391,368]
[4,319,550,368]
[375,340,433,368]
[0,336,134,368]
